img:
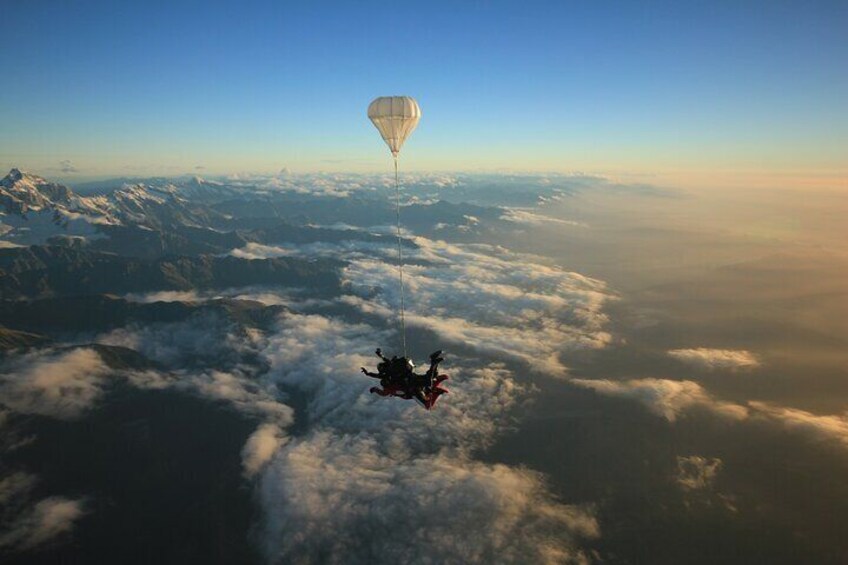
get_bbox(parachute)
[364,96,448,409]
[367,96,421,157]
[367,95,422,358]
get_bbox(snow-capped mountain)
[0,169,117,245]
[0,169,224,245]
[0,168,107,216]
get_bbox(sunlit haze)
[2,3,848,564]
[2,1,846,188]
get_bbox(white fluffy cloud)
[96,313,260,368]
[242,423,288,478]
[500,208,586,227]
[123,290,203,303]
[179,370,293,426]
[250,312,598,563]
[667,348,761,371]
[749,402,848,449]
[259,433,597,565]
[0,496,87,550]
[572,377,848,457]
[571,378,749,422]
[237,236,615,377]
[1,221,614,559]
[0,349,110,419]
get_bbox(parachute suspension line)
[394,154,408,358]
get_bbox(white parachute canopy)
[367,96,421,156]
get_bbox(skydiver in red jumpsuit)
[362,349,449,409]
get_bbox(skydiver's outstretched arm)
[375,348,389,362]
[361,367,381,378]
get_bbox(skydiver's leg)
[370,387,392,397]
[426,350,444,379]
[430,385,450,407]
[414,389,429,408]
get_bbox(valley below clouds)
[2,170,848,563]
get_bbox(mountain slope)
[0,246,343,299]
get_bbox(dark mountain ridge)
[0,246,342,299]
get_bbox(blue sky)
[2,1,846,183]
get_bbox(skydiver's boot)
[426,351,444,382]
[428,387,447,409]
[414,390,429,408]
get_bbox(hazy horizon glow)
[1,1,846,188]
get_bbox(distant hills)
[0,169,417,258]
[0,245,343,300]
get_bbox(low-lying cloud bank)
[1,223,619,559]
[0,497,87,550]
[253,312,599,564]
[259,434,598,564]
[500,207,586,228]
[748,401,848,450]
[667,348,761,371]
[571,378,749,422]
[573,377,848,455]
[237,236,615,377]
[0,348,110,419]
[0,471,86,552]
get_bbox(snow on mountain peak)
[2,168,48,188]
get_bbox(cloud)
[0,496,87,550]
[749,402,848,450]
[500,208,586,227]
[259,434,597,564]
[571,377,848,457]
[96,312,262,369]
[230,242,298,260]
[260,312,529,445]
[242,423,288,478]
[0,472,37,506]
[667,348,760,371]
[0,349,110,419]
[123,290,203,303]
[58,160,79,173]
[12,216,614,560]
[571,378,749,422]
[155,228,617,560]
[180,370,293,426]
[676,455,722,490]
[250,312,598,563]
[305,236,614,376]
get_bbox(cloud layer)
[0,497,87,550]
[676,456,723,491]
[571,378,749,422]
[0,349,110,419]
[667,348,761,371]
[574,378,848,455]
[238,236,615,376]
[254,312,599,564]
